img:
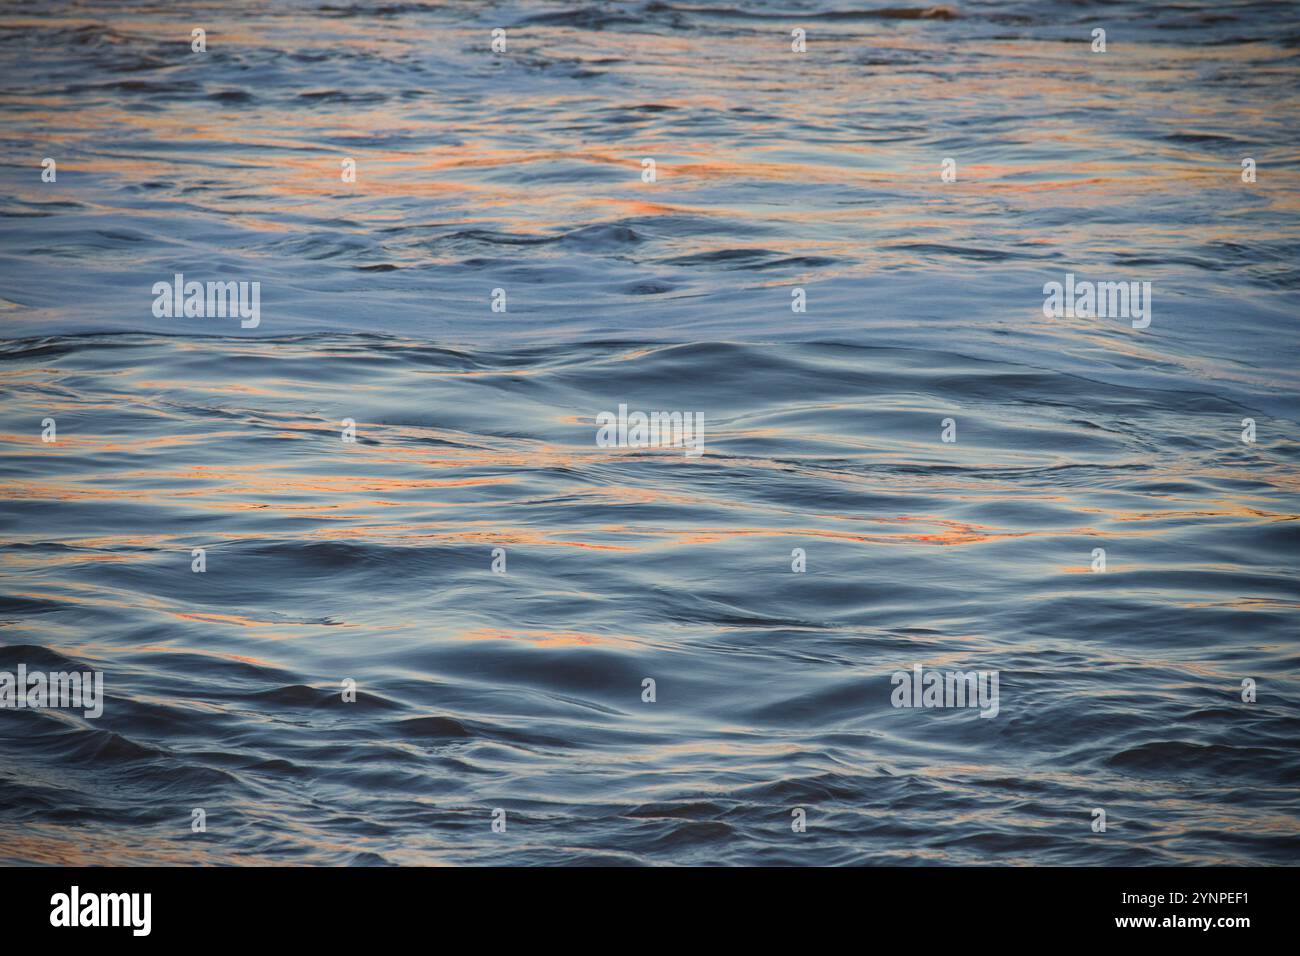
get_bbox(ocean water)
[1,0,1298,865]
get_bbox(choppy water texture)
[1,1,1299,865]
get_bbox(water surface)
[1,0,1298,865]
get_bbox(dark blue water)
[1,0,1298,865]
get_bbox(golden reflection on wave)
[456,627,637,649]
